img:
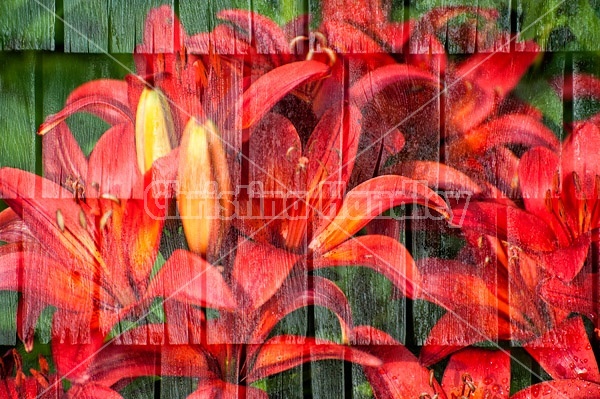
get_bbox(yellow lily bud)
[135,87,175,174]
[178,118,232,258]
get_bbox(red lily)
[354,319,600,398]
[0,350,61,398]
[237,101,450,309]
[416,230,598,375]
[452,122,600,287]
[140,239,382,397]
[0,133,235,347]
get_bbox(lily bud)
[135,87,175,173]
[178,118,232,258]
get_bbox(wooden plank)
[253,0,307,54]
[63,0,108,53]
[408,0,449,55]
[179,0,251,54]
[315,0,402,54]
[0,0,55,50]
[110,0,174,53]
[409,1,511,54]
[311,359,346,399]
[515,0,600,51]
[0,52,37,173]
[476,0,510,53]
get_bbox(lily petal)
[352,325,444,399]
[0,168,100,271]
[511,380,600,399]
[450,201,558,252]
[525,316,600,383]
[38,95,132,136]
[383,160,484,195]
[87,123,143,200]
[540,273,598,321]
[349,64,439,110]
[246,336,381,382]
[309,175,450,254]
[145,249,237,310]
[313,235,421,299]
[232,239,299,310]
[442,348,510,399]
[562,122,600,199]
[252,275,354,345]
[420,311,512,367]
[42,121,89,189]
[237,60,330,132]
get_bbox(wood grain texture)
[110,0,174,53]
[64,0,109,53]
[0,0,55,50]
[180,0,251,54]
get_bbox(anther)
[573,171,583,194]
[101,193,121,206]
[297,156,310,172]
[289,35,309,51]
[286,146,299,162]
[323,47,337,66]
[56,209,65,232]
[38,354,49,375]
[79,209,87,229]
[311,32,329,48]
[557,199,567,223]
[552,170,561,194]
[462,373,476,396]
[99,209,113,230]
[30,368,49,388]
[544,189,553,213]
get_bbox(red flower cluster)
[1,1,599,398]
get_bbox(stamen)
[193,60,208,88]
[312,32,329,48]
[296,156,310,173]
[552,170,560,194]
[323,47,337,66]
[101,193,121,206]
[462,372,476,396]
[99,209,113,231]
[289,35,309,51]
[56,209,65,232]
[557,199,567,223]
[573,171,583,194]
[30,368,49,388]
[286,146,300,162]
[38,354,49,375]
[544,189,553,213]
[79,208,87,229]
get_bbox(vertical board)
[476,0,510,53]
[408,0,449,55]
[110,0,174,53]
[64,0,109,53]
[316,0,398,54]
[311,359,346,399]
[516,0,600,51]
[180,0,252,54]
[0,0,55,50]
[253,0,307,54]
[0,52,38,173]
